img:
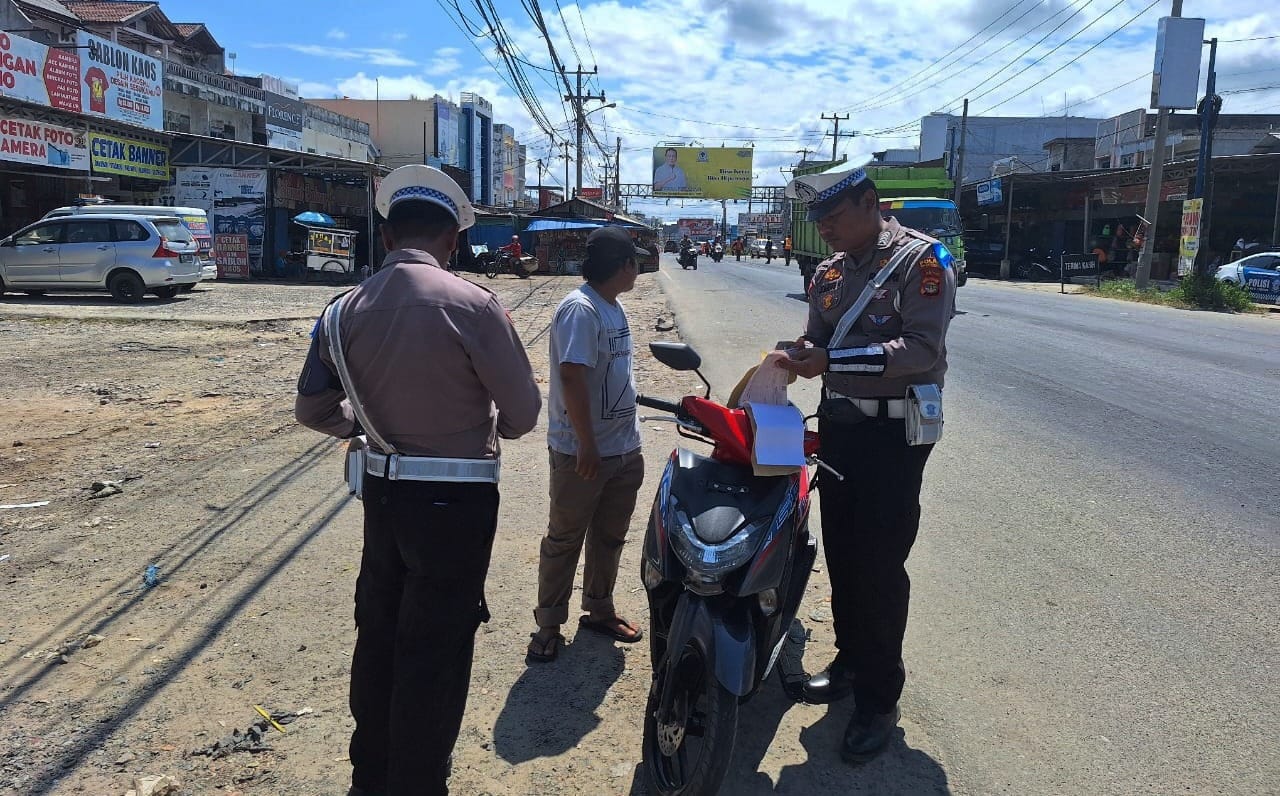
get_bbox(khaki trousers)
[534,448,645,627]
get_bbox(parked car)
[663,239,679,253]
[44,204,214,288]
[0,214,201,303]
[1216,251,1280,304]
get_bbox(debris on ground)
[0,500,50,510]
[124,773,182,796]
[143,564,160,589]
[191,707,313,759]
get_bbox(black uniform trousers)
[817,414,933,715]
[349,474,499,796]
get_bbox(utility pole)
[563,64,605,197]
[821,112,856,162]
[1136,0,1184,290]
[614,136,622,210]
[1193,38,1220,277]
[953,99,969,204]
[558,140,572,202]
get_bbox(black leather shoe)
[801,659,856,704]
[841,706,900,764]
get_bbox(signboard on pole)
[1060,252,1100,292]
[653,146,753,199]
[1151,17,1206,109]
[1178,197,1203,276]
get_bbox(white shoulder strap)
[829,239,928,348]
[323,294,398,456]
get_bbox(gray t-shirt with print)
[547,284,641,457]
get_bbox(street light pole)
[1193,37,1220,277]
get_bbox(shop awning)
[525,219,604,232]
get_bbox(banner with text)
[653,146,753,199]
[676,218,718,239]
[0,31,82,111]
[265,92,305,152]
[77,31,163,130]
[1178,198,1203,276]
[0,116,88,170]
[89,132,168,180]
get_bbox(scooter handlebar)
[637,395,682,415]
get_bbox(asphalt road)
[653,252,1279,795]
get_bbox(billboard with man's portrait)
[652,146,753,200]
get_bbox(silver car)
[0,214,201,303]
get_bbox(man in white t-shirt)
[527,226,648,663]
[653,147,688,191]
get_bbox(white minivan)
[44,204,215,288]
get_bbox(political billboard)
[653,146,752,199]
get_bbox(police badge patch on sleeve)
[918,255,943,297]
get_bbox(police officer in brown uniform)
[294,165,541,795]
[778,158,955,764]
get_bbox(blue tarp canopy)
[293,211,337,227]
[525,219,603,232]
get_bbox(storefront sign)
[89,132,168,180]
[265,92,305,152]
[77,31,163,130]
[209,169,267,274]
[214,233,250,279]
[579,187,603,200]
[1178,197,1203,276]
[0,30,83,111]
[0,116,88,170]
[1060,252,1100,291]
[976,178,1003,207]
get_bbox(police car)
[1215,251,1280,305]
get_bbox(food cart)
[288,213,357,284]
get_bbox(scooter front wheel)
[642,643,738,795]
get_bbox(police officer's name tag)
[905,384,943,446]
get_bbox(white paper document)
[736,351,792,407]
[744,401,806,476]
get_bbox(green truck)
[790,160,968,292]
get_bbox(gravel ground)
[4,272,837,796]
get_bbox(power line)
[835,0,1046,114]
[977,0,1160,114]
[1220,34,1280,43]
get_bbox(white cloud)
[325,28,347,40]
[294,0,1280,220]
[251,43,417,68]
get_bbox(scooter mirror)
[649,341,702,371]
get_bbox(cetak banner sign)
[214,233,250,279]
[0,30,84,111]
[89,132,169,180]
[77,31,163,130]
[1178,198,1203,276]
[653,146,753,199]
[0,116,88,170]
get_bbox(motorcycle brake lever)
[809,456,844,481]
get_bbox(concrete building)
[461,93,494,205]
[921,113,1106,184]
[1096,108,1280,169]
[306,97,450,169]
[492,123,519,206]
[1044,138,1095,172]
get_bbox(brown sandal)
[578,615,644,643]
[526,631,565,664]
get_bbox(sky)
[156,0,1280,222]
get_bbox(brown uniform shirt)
[805,218,955,399]
[294,248,541,458]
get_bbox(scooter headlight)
[666,496,767,579]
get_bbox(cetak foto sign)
[0,115,88,170]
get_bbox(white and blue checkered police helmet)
[375,164,476,231]
[785,153,876,222]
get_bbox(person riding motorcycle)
[499,235,523,261]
